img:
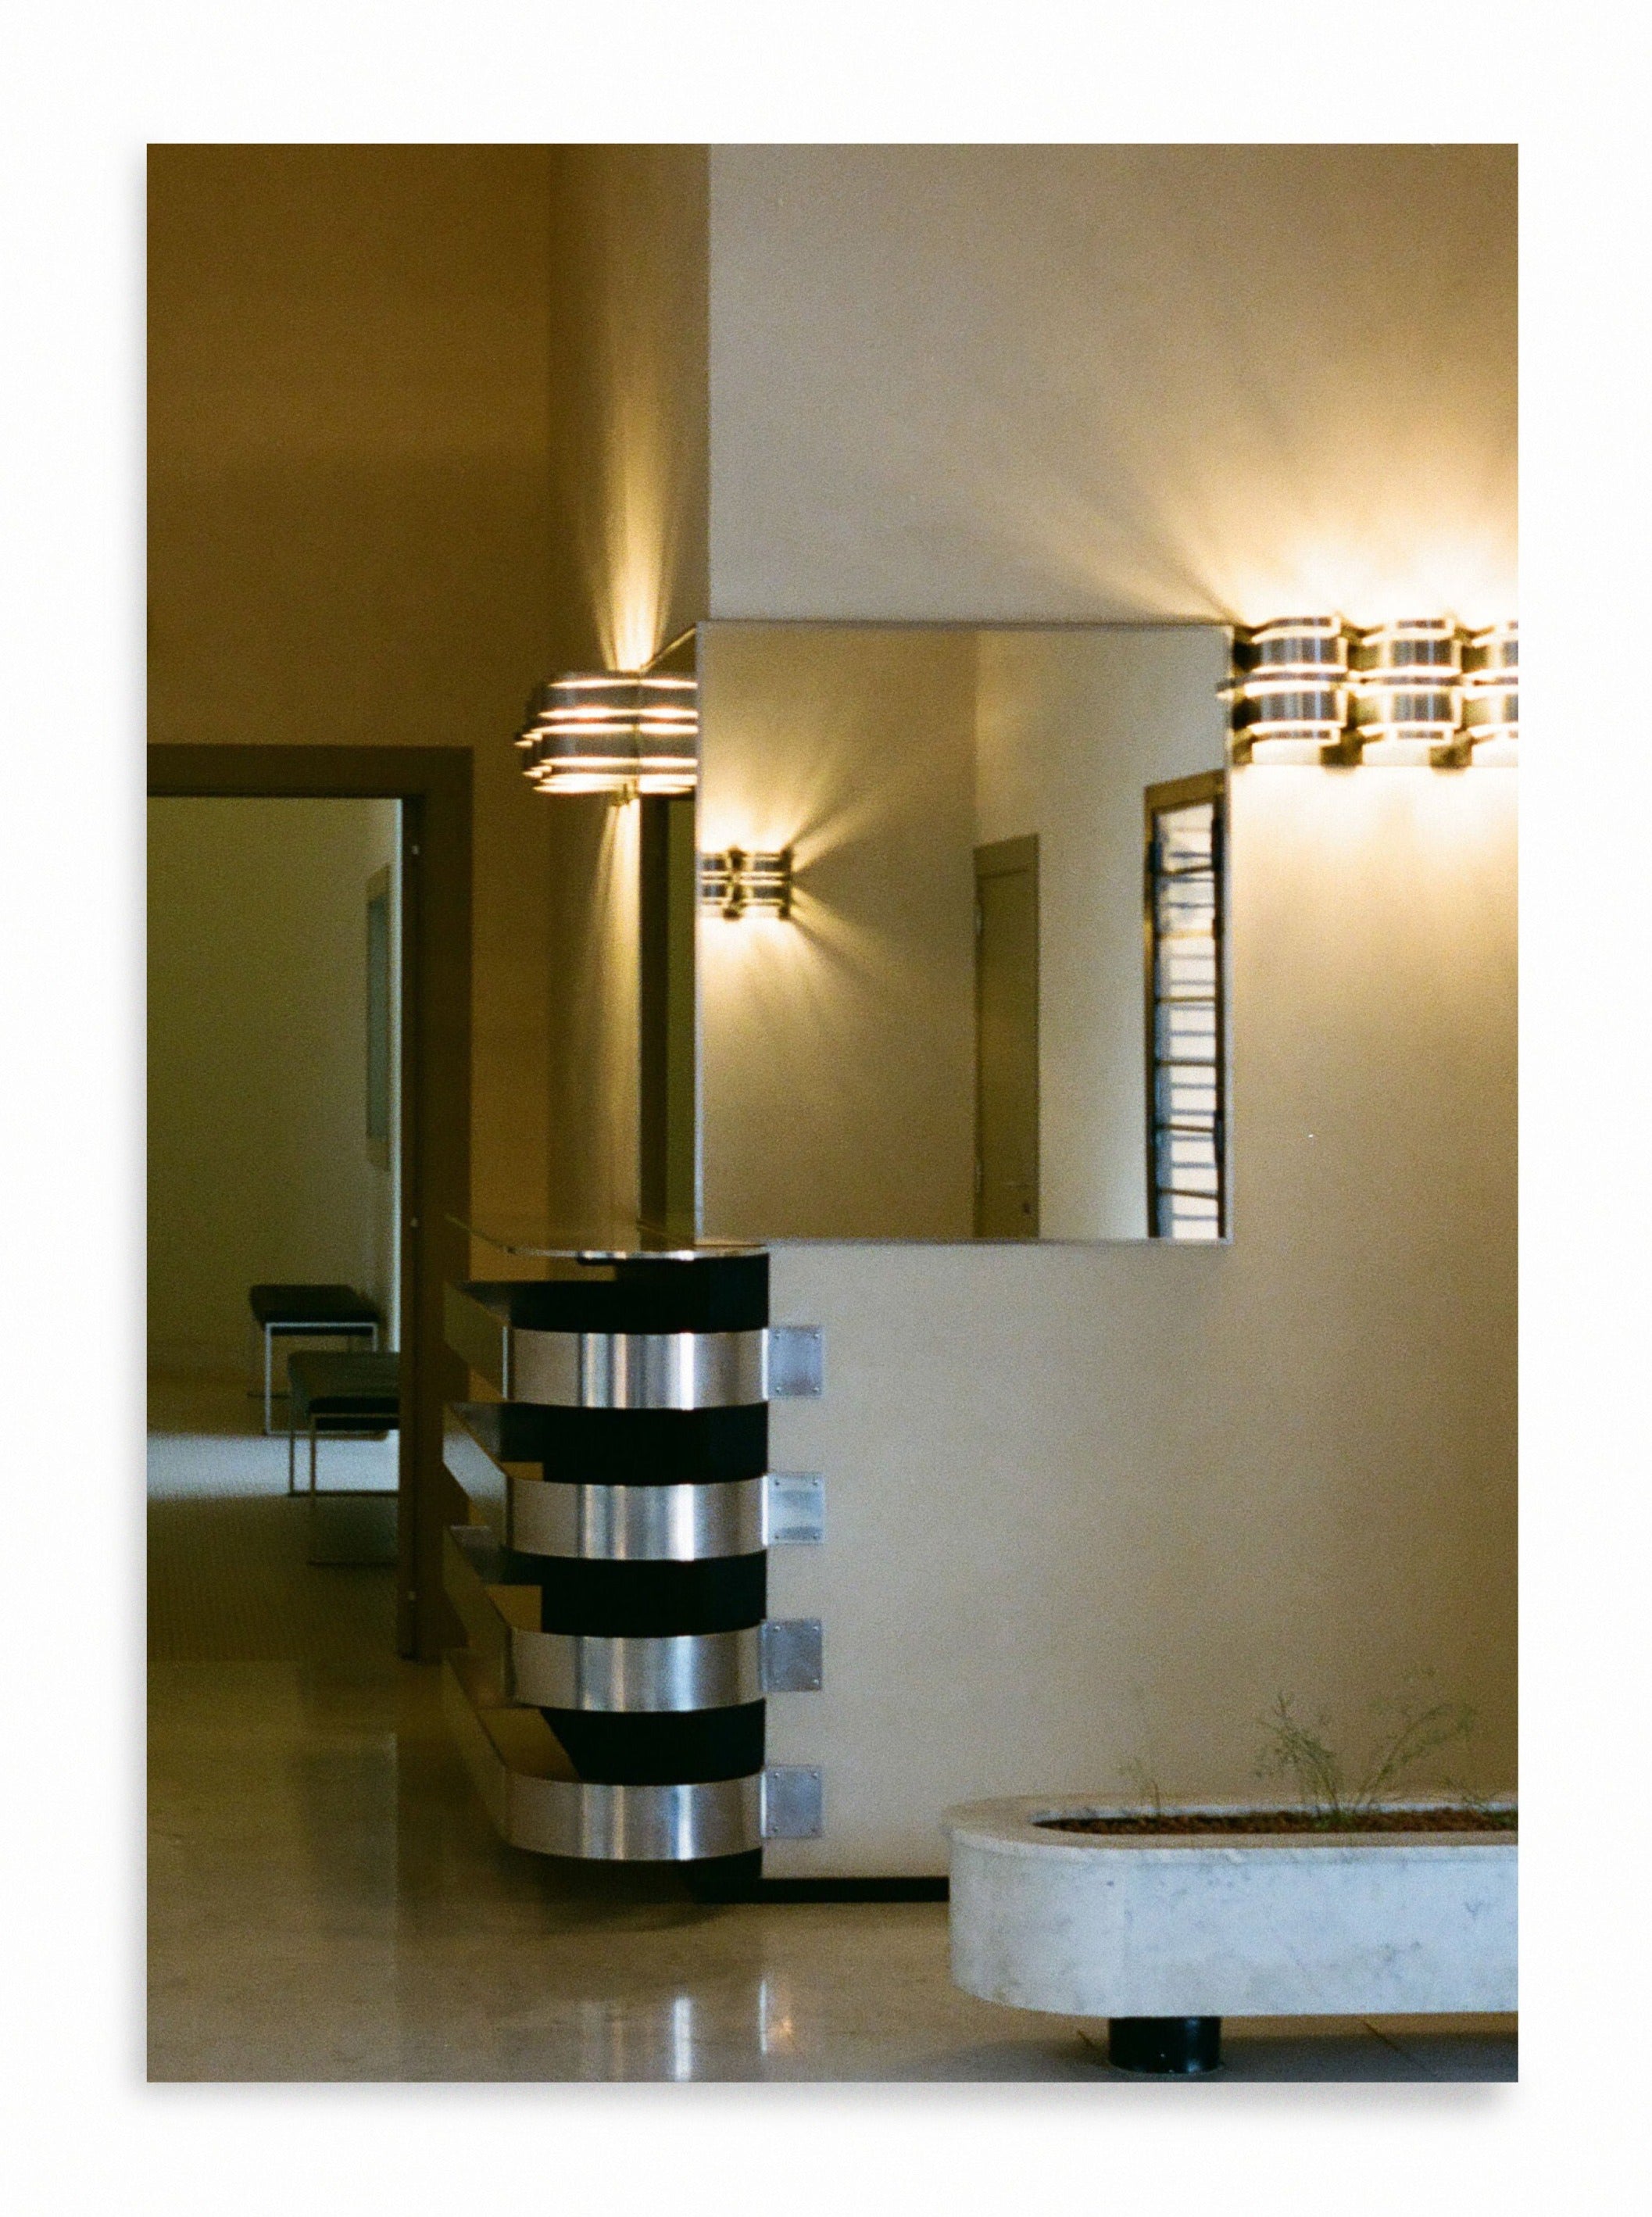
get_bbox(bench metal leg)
[304,1421,398,1568]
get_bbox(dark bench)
[249,1284,381,1436]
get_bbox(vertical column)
[441,1248,822,1866]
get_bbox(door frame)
[973,832,1041,1240]
[148,744,472,1661]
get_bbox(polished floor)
[148,1378,1517,2084]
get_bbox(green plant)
[1118,1755,1164,1819]
[1253,1675,1478,1829]
[1444,1777,1517,1828]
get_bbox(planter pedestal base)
[1107,2016,1221,2076]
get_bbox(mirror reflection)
[695,622,1231,1244]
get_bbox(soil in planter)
[1037,1808,1517,1836]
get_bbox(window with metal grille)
[1145,774,1226,1240]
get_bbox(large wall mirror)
[695,622,1232,1244]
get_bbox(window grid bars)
[1146,781,1226,1241]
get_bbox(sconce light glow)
[1225,617,1354,761]
[699,847,794,921]
[515,673,699,797]
[1461,622,1518,763]
[1350,620,1463,763]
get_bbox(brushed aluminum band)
[509,1327,768,1410]
[510,1624,763,1711]
[442,1661,763,1859]
[511,1473,764,1561]
[513,1772,763,1861]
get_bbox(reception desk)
[441,1245,825,1882]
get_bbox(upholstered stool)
[287,1350,400,1566]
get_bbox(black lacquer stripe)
[499,1253,768,1335]
[454,1401,768,1483]
[521,1552,767,1636]
[545,1704,765,1786]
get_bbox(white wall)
[708,145,1518,1869]
[148,797,399,1375]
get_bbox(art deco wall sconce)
[699,847,794,920]
[514,672,699,796]
[1460,624,1519,764]
[1226,619,1518,767]
[1225,617,1355,763]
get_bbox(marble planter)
[945,1798,1517,2023]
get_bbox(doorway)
[974,834,1041,1239]
[148,746,471,1660]
[149,797,405,1654]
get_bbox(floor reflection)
[148,1376,1516,2083]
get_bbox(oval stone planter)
[945,1797,1516,2072]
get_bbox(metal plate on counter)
[761,1767,824,1840]
[760,1616,824,1693]
[763,1471,824,1546]
[768,1326,823,1397]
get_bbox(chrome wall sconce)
[1225,617,1356,763]
[1460,623,1518,763]
[1225,617,1517,768]
[514,672,699,797]
[1350,619,1464,763]
[699,847,794,920]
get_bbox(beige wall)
[708,145,1518,1868]
[148,143,712,1259]
[710,144,1516,628]
[148,797,399,1374]
[767,770,1518,1870]
[540,147,710,1245]
[148,144,561,1249]
[974,625,1229,1239]
[699,623,977,1239]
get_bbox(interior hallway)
[148,1379,1517,2084]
